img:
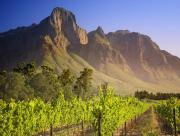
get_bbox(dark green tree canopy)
[58,69,75,86]
[0,62,94,101]
[13,62,36,76]
[73,68,93,99]
[0,72,34,101]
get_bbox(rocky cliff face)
[75,26,180,81]
[0,7,180,93]
[0,7,88,70]
[49,7,88,47]
[77,27,126,69]
[107,31,180,80]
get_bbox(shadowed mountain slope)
[0,7,180,94]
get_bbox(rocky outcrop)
[50,7,88,45]
[77,26,129,71]
[0,7,88,70]
[107,31,180,80]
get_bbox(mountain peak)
[96,26,104,32]
[46,7,88,46]
[51,7,75,19]
[96,26,105,36]
[52,7,67,12]
[50,7,76,28]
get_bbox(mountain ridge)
[0,7,180,94]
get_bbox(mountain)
[0,7,88,70]
[0,7,180,94]
[107,31,180,81]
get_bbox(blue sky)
[0,0,180,57]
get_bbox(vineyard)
[156,97,180,135]
[0,87,149,136]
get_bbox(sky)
[0,0,180,57]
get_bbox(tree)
[0,71,7,98]
[0,72,34,101]
[41,65,61,93]
[134,90,149,100]
[28,65,61,101]
[100,82,109,97]
[58,69,75,86]
[29,73,57,101]
[73,68,93,99]
[13,62,36,77]
[58,69,75,100]
[41,65,54,75]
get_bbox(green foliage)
[0,71,7,97]
[58,69,75,100]
[13,62,36,77]
[58,69,75,86]
[135,90,180,100]
[91,86,149,135]
[29,73,57,101]
[0,94,89,136]
[0,63,151,135]
[40,65,61,97]
[156,97,180,131]
[0,72,34,101]
[0,62,95,101]
[74,68,93,99]
[0,87,149,136]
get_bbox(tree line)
[0,62,94,101]
[135,90,180,100]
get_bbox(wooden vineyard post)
[81,121,85,136]
[124,121,127,136]
[98,112,102,136]
[50,124,53,136]
[173,108,177,136]
[67,124,70,135]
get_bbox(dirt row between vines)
[113,107,170,136]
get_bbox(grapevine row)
[156,97,180,134]
[0,87,149,136]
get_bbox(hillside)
[0,7,180,94]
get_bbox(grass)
[127,107,160,136]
